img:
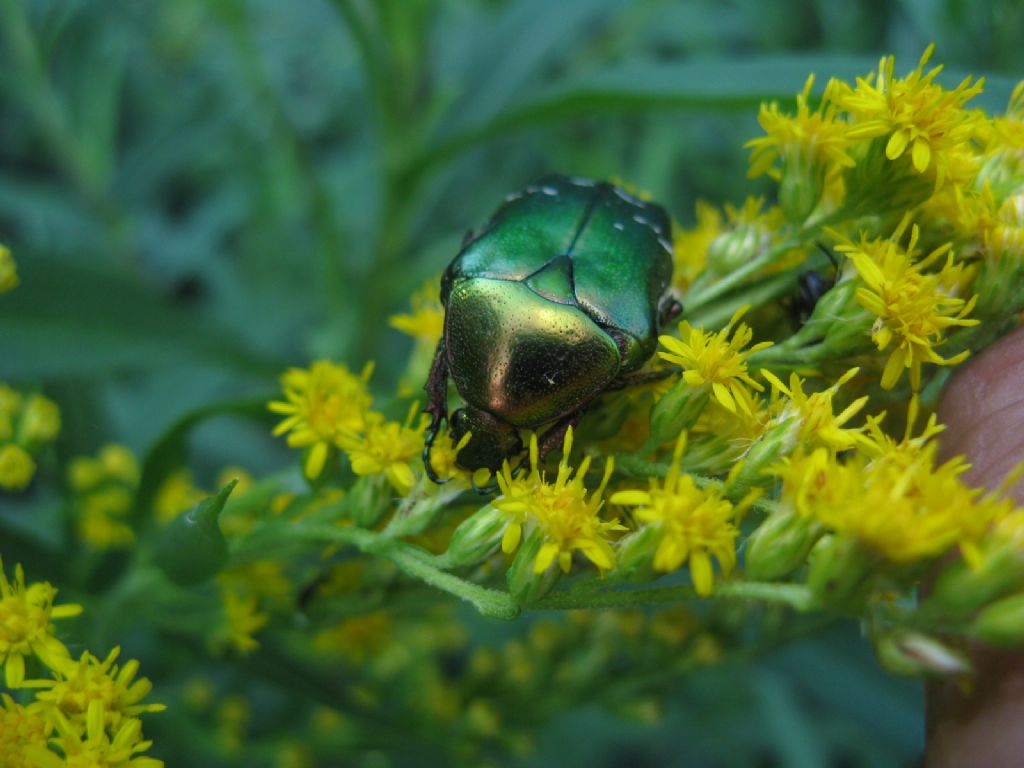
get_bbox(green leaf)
[0,256,282,380]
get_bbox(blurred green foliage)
[2,0,1023,765]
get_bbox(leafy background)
[2,0,1022,765]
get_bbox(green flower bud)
[610,527,659,583]
[349,475,391,528]
[745,510,822,581]
[724,421,797,498]
[778,158,824,224]
[924,546,1024,620]
[506,529,560,605]
[649,380,708,447]
[972,593,1024,647]
[156,480,236,586]
[875,630,971,677]
[443,505,506,568]
[806,534,874,608]
[707,225,764,274]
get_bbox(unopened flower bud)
[779,158,824,224]
[875,630,972,677]
[972,593,1024,647]
[506,529,560,605]
[707,225,764,274]
[443,505,506,568]
[649,380,708,447]
[610,526,659,583]
[806,534,874,607]
[923,546,1024,619]
[745,510,822,581]
[349,475,391,528]
[157,480,236,586]
[724,421,797,498]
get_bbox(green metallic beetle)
[424,175,679,481]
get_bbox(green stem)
[533,580,816,612]
[683,237,800,314]
[291,524,520,620]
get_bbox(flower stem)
[533,580,816,611]
[292,524,520,620]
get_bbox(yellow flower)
[833,217,979,390]
[610,434,751,596]
[761,368,868,453]
[0,245,17,293]
[338,405,425,495]
[748,75,854,176]
[31,647,165,731]
[746,75,854,219]
[0,443,36,491]
[494,428,622,574]
[389,280,444,343]
[268,360,374,479]
[0,693,51,768]
[69,445,140,550]
[0,561,82,688]
[19,394,60,445]
[659,306,772,415]
[314,612,392,664]
[220,589,268,655]
[834,44,984,192]
[27,706,163,768]
[672,201,723,291]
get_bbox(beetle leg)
[657,295,683,329]
[422,338,450,485]
[537,412,583,463]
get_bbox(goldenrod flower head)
[425,429,473,484]
[0,561,82,688]
[220,589,268,656]
[269,360,374,479]
[0,693,51,767]
[834,44,984,192]
[768,447,850,519]
[18,394,60,445]
[833,217,979,390]
[747,75,855,222]
[610,434,749,596]
[980,81,1024,187]
[494,428,622,574]
[314,612,392,664]
[658,306,773,415]
[0,245,17,294]
[32,647,165,732]
[672,201,723,291]
[761,367,868,453]
[67,445,141,550]
[0,444,36,492]
[987,191,1024,260]
[389,280,444,343]
[27,706,163,768]
[338,404,425,495]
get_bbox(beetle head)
[450,407,523,472]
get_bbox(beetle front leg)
[537,412,583,463]
[422,338,450,484]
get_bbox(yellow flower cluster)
[0,561,163,767]
[494,428,622,574]
[0,383,60,492]
[67,444,140,549]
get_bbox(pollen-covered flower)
[747,75,854,220]
[26,706,163,768]
[658,306,773,415]
[494,428,622,574]
[0,444,35,491]
[269,360,374,479]
[0,561,82,688]
[834,44,984,192]
[610,434,751,596]
[833,218,979,390]
[219,589,268,656]
[338,404,426,495]
[0,693,51,767]
[31,647,165,732]
[0,245,17,293]
[761,368,868,453]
